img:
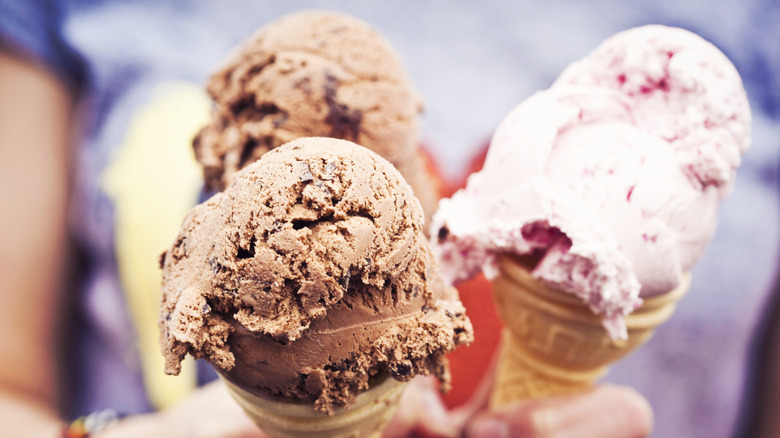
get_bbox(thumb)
[465,385,653,438]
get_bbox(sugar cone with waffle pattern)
[490,254,690,407]
[220,374,406,438]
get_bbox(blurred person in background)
[738,269,780,438]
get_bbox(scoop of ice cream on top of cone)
[193,11,431,193]
[430,25,750,339]
[554,25,750,195]
[160,137,472,414]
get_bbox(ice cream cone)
[490,254,690,407]
[220,373,407,438]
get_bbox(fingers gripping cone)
[490,255,690,407]
[220,374,407,438]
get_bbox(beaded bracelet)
[62,409,121,438]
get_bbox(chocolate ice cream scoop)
[160,137,472,413]
[193,10,426,191]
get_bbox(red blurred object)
[422,138,501,409]
[441,273,500,408]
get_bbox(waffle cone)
[490,255,690,407]
[220,374,407,438]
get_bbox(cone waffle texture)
[490,255,690,407]
[220,374,406,438]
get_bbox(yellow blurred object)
[101,82,210,409]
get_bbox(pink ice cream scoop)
[554,25,751,196]
[431,25,750,339]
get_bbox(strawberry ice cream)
[554,25,750,196]
[430,25,750,339]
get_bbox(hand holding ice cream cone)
[157,12,474,437]
[159,138,472,437]
[431,25,749,407]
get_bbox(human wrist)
[62,409,123,438]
